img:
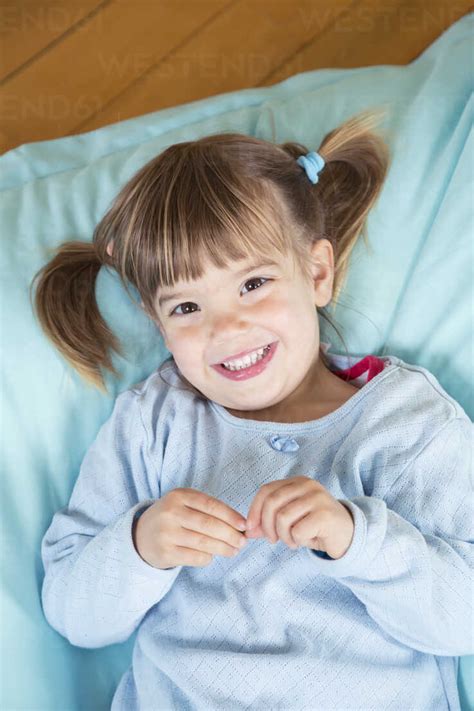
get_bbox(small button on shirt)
[269,435,300,452]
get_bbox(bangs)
[117,154,307,316]
[158,179,292,285]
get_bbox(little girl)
[34,110,473,711]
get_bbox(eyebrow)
[158,261,279,308]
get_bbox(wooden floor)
[0,0,472,155]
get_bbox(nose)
[209,309,248,337]
[208,308,251,348]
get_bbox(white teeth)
[222,345,270,371]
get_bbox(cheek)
[165,327,202,364]
[262,294,300,334]
[268,301,316,347]
[262,292,289,316]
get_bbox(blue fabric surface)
[1,11,473,710]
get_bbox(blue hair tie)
[296,150,325,184]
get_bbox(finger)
[283,488,332,548]
[176,527,244,559]
[274,497,315,548]
[291,508,333,549]
[260,483,303,543]
[180,502,247,552]
[180,488,247,532]
[246,477,315,537]
[168,544,214,567]
[244,522,265,539]
[260,478,318,543]
[246,481,285,537]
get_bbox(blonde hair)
[30,108,391,395]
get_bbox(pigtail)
[281,108,391,304]
[280,107,391,366]
[30,240,122,394]
[318,109,390,303]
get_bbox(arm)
[41,388,182,649]
[306,416,474,656]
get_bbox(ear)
[106,240,114,257]
[309,239,334,308]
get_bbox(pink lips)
[213,342,272,364]
[211,341,278,381]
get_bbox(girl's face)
[153,240,336,418]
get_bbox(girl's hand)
[244,476,355,560]
[133,488,248,569]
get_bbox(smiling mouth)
[215,342,273,367]
[220,344,271,370]
[211,341,278,380]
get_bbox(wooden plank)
[0,0,107,82]
[0,0,233,152]
[73,0,353,133]
[259,0,473,84]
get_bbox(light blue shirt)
[40,352,474,710]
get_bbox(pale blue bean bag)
[1,12,473,710]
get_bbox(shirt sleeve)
[40,386,183,649]
[305,415,474,656]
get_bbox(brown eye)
[170,302,198,317]
[242,277,269,293]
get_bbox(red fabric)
[332,355,386,384]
